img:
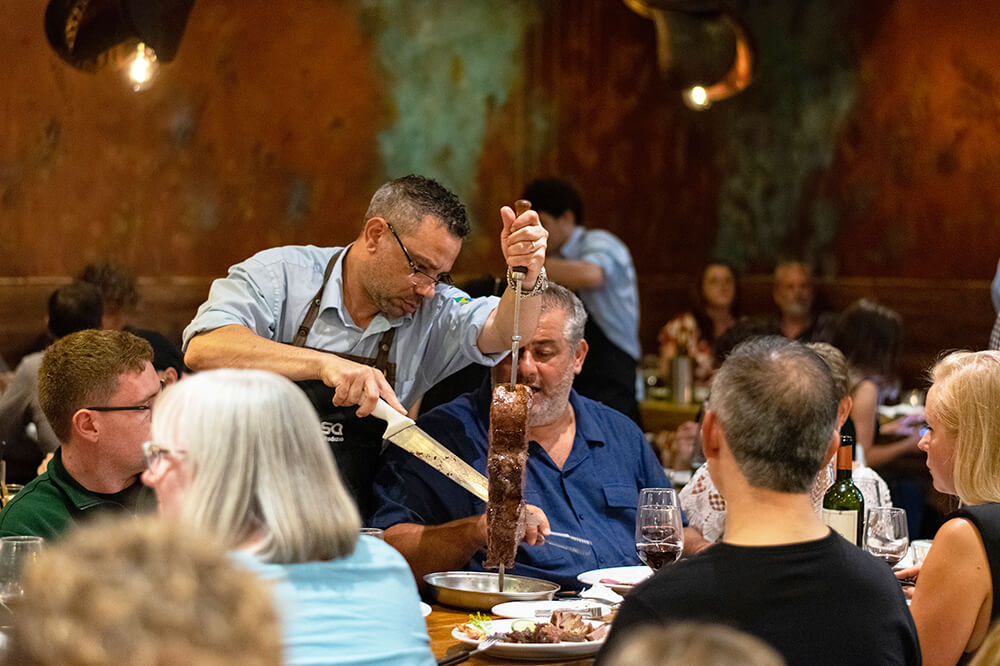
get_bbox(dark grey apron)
[291,251,396,523]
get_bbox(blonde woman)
[142,368,434,666]
[903,351,1000,665]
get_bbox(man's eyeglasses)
[85,380,165,413]
[84,404,152,413]
[142,441,185,470]
[385,221,453,288]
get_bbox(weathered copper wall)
[831,0,1000,278]
[1,0,998,366]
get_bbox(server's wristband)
[506,266,548,297]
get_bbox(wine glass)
[0,536,44,606]
[864,507,909,567]
[635,488,684,571]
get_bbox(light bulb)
[682,86,711,110]
[124,42,159,92]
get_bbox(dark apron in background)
[573,310,642,427]
[291,252,396,523]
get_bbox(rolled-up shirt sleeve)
[182,254,286,350]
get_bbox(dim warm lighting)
[682,86,711,110]
[124,42,159,92]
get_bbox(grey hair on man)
[709,336,838,493]
[537,282,587,347]
[364,174,470,237]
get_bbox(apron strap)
[289,248,398,386]
[292,252,340,348]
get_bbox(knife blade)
[372,399,488,501]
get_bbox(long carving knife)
[372,399,488,501]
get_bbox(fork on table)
[533,605,607,619]
[436,634,500,666]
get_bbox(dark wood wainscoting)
[1,276,993,391]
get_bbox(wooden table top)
[426,605,596,666]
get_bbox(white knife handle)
[370,398,416,438]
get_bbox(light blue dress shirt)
[183,245,501,408]
[559,226,641,361]
[233,537,435,666]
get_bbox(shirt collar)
[568,389,609,449]
[322,244,414,333]
[48,448,149,511]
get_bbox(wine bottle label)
[823,508,860,546]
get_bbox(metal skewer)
[508,199,531,387]
[498,199,532,594]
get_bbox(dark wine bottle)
[822,433,865,546]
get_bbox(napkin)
[579,583,624,604]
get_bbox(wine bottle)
[822,433,865,546]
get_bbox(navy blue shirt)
[371,382,670,590]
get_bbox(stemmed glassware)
[635,488,684,571]
[864,507,909,567]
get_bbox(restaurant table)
[639,399,701,433]
[426,604,595,665]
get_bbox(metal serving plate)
[424,571,560,611]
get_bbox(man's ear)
[822,432,840,467]
[72,409,100,444]
[361,217,386,253]
[572,339,588,375]
[836,395,853,428]
[701,410,721,461]
[160,367,179,386]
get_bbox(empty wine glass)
[864,507,908,567]
[0,536,44,606]
[635,487,684,571]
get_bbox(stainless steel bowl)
[424,571,560,611]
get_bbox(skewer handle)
[511,199,532,281]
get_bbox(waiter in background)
[521,177,641,424]
[183,175,547,518]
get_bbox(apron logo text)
[321,421,344,442]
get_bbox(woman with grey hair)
[142,368,435,666]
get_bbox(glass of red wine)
[635,487,684,571]
[864,506,909,567]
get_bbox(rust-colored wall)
[831,0,1000,278]
[2,1,384,276]
[1,0,998,368]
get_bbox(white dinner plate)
[420,602,432,617]
[577,565,652,595]
[451,618,606,659]
[491,599,611,619]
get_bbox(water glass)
[0,536,44,604]
[864,507,908,567]
[854,478,884,510]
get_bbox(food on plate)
[456,612,492,640]
[456,611,609,645]
[485,383,531,569]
